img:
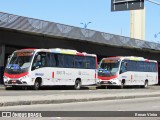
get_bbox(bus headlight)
[21,75,29,79]
[3,76,8,80]
[112,78,119,84]
[112,78,118,81]
[97,78,102,82]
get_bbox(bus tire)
[143,80,148,88]
[74,80,81,90]
[33,80,41,90]
[120,80,125,89]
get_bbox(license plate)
[103,81,108,84]
[12,80,17,83]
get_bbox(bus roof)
[102,56,157,63]
[15,48,96,57]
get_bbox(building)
[0,12,160,84]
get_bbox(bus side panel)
[119,71,158,86]
[30,67,97,86]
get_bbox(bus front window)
[98,59,120,77]
[5,51,34,74]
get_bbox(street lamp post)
[80,22,92,29]
[154,32,160,38]
[154,32,160,43]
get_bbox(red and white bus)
[3,48,97,90]
[98,56,158,88]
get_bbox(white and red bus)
[98,56,158,88]
[3,48,97,90]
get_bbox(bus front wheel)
[143,80,148,88]
[74,80,81,90]
[120,80,125,89]
[33,80,40,90]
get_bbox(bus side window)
[45,53,50,67]
[120,61,127,74]
[32,52,47,70]
[32,54,41,70]
[38,53,47,68]
[75,56,85,69]
[41,57,46,67]
[57,54,64,67]
[50,53,57,67]
[85,57,96,69]
[64,55,74,68]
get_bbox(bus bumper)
[97,78,120,86]
[3,76,33,86]
[4,80,28,86]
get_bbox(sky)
[0,0,159,43]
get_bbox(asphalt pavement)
[0,97,160,120]
[0,85,159,107]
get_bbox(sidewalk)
[0,88,160,107]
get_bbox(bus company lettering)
[79,71,89,76]
[57,71,65,75]
[65,72,72,75]
[35,73,44,76]
[122,76,127,78]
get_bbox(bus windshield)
[5,51,34,74]
[98,59,120,77]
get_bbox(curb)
[1,93,160,107]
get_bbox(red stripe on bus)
[96,57,98,69]
[52,72,54,78]
[156,75,158,81]
[95,73,97,79]
[145,60,150,62]
[4,72,28,78]
[98,75,117,80]
[76,53,84,56]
